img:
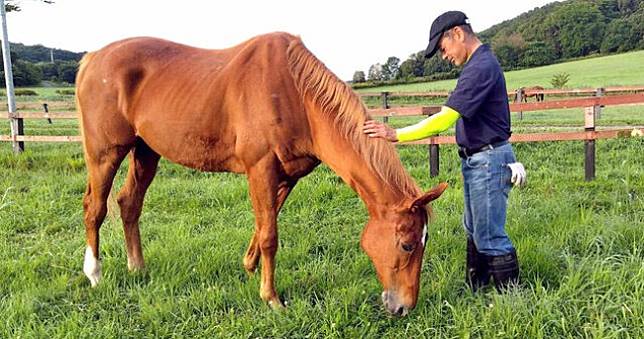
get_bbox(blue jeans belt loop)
[458,140,509,159]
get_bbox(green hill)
[357,49,644,92]
[356,0,644,85]
[9,42,84,63]
[1,43,83,87]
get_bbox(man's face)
[439,28,468,66]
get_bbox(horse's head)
[360,182,448,316]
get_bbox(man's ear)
[453,26,466,42]
[410,182,448,210]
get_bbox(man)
[363,11,526,292]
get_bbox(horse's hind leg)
[117,139,160,271]
[83,144,131,287]
[244,180,295,273]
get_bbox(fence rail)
[367,91,644,181]
[3,89,643,181]
[367,93,644,117]
[358,85,644,99]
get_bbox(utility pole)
[0,0,23,153]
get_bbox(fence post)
[515,88,523,120]
[429,142,439,177]
[1,0,24,153]
[381,91,390,123]
[43,103,52,124]
[595,87,604,119]
[584,106,596,181]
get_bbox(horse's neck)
[312,124,408,216]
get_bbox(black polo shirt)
[445,44,511,150]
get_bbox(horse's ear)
[410,182,448,211]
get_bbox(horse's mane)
[286,37,421,198]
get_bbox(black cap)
[424,11,469,58]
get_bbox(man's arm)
[363,106,460,142]
[396,106,460,142]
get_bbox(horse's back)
[76,33,314,173]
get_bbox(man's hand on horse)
[363,120,398,142]
[508,162,527,188]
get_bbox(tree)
[617,0,638,14]
[37,62,58,80]
[546,3,606,58]
[380,56,400,81]
[423,54,452,75]
[1,60,42,86]
[5,1,54,12]
[494,44,522,69]
[492,32,526,69]
[352,70,366,83]
[56,61,78,84]
[631,10,644,49]
[399,52,425,79]
[550,72,570,88]
[520,41,556,67]
[601,18,638,53]
[367,63,383,82]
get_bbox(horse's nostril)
[396,306,405,316]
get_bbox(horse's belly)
[141,133,245,173]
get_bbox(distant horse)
[75,32,447,316]
[520,86,545,102]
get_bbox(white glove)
[507,162,526,187]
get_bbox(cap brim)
[424,34,441,58]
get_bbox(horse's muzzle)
[381,290,410,317]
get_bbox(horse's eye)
[402,243,415,253]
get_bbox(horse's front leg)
[243,180,295,274]
[246,157,286,309]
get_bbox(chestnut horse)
[521,85,545,102]
[75,32,447,316]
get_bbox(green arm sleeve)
[395,106,461,142]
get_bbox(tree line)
[353,0,644,87]
[1,1,79,87]
[0,43,83,87]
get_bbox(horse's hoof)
[243,265,257,275]
[268,299,286,310]
[127,261,145,272]
[243,259,258,274]
[83,247,102,287]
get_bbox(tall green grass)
[1,136,642,337]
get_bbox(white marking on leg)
[83,246,102,287]
[421,223,428,247]
[127,256,135,271]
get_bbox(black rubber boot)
[486,250,519,292]
[466,238,490,292]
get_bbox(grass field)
[1,50,643,337]
[356,49,644,93]
[1,139,642,337]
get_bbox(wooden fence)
[358,85,644,100]
[2,90,644,181]
[368,92,644,181]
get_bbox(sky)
[6,0,559,81]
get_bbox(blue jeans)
[461,143,516,256]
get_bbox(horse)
[75,32,448,316]
[520,85,545,102]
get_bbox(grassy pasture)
[1,138,642,337]
[1,50,643,337]
[356,49,644,94]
